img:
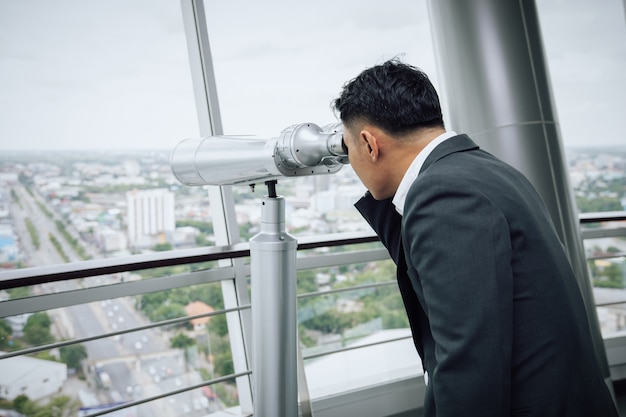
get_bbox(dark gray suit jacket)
[355,134,617,417]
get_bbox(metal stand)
[250,181,298,416]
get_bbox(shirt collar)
[392,131,457,215]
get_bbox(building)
[96,227,128,254]
[125,188,175,248]
[0,353,67,401]
[185,301,214,332]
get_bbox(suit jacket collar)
[420,134,479,174]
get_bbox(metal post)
[250,181,298,416]
[180,1,254,411]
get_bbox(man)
[333,59,618,416]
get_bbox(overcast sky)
[0,0,625,152]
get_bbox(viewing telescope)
[170,122,348,187]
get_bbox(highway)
[8,183,218,416]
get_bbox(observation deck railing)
[1,212,625,416]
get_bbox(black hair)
[333,58,444,136]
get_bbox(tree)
[0,318,12,350]
[13,394,36,415]
[152,303,185,322]
[23,325,55,345]
[297,269,319,294]
[604,264,625,287]
[212,350,234,377]
[47,395,81,417]
[171,333,195,349]
[23,312,54,345]
[12,394,79,417]
[152,242,173,251]
[176,219,214,235]
[8,286,29,299]
[60,344,88,372]
[575,195,622,213]
[195,234,213,247]
[207,313,229,337]
[26,312,51,328]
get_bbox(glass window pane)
[536,0,626,150]
[582,219,626,337]
[0,1,204,269]
[0,277,240,415]
[203,1,439,238]
[297,258,422,398]
[536,1,626,217]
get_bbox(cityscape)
[0,149,370,267]
[1,146,624,268]
[0,147,379,417]
[0,145,625,416]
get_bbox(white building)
[97,227,128,253]
[0,353,67,401]
[126,189,175,247]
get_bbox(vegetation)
[22,312,55,345]
[576,195,623,213]
[176,219,214,235]
[11,187,22,208]
[151,242,173,251]
[21,180,34,194]
[8,287,30,299]
[60,344,88,373]
[2,394,80,417]
[36,201,53,219]
[171,333,195,349]
[138,284,223,323]
[590,261,625,289]
[24,218,40,249]
[55,220,90,260]
[195,234,214,246]
[206,314,233,377]
[575,175,626,213]
[49,233,70,263]
[239,222,256,241]
[0,318,13,350]
[297,260,408,346]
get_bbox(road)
[8,183,218,416]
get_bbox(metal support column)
[180,0,254,412]
[250,181,298,417]
[427,0,611,391]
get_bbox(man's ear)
[361,129,379,162]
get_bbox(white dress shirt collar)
[392,131,457,215]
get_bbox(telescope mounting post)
[249,180,298,416]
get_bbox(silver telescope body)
[170,122,348,186]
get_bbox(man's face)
[343,125,389,200]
